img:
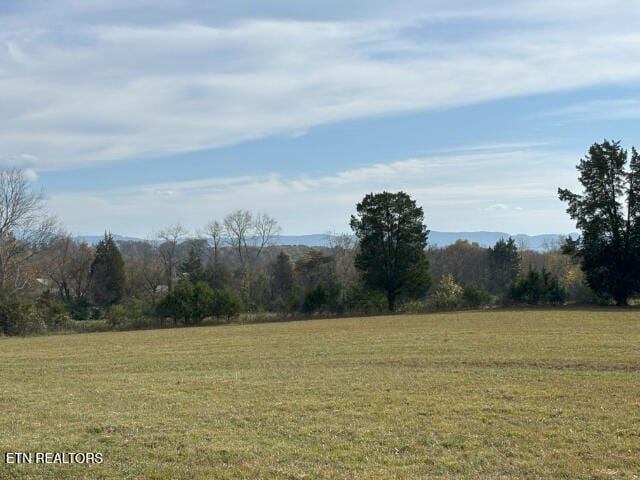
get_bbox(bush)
[461,283,493,308]
[36,293,71,329]
[301,285,328,314]
[211,287,243,322]
[105,304,128,328]
[156,280,242,325]
[507,268,566,305]
[66,297,91,320]
[343,284,387,315]
[0,292,46,336]
[430,274,463,310]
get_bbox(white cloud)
[46,146,579,236]
[0,153,38,169]
[0,2,638,169]
[545,98,640,121]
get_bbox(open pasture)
[1,309,639,479]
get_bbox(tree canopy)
[488,237,520,295]
[558,139,640,305]
[350,191,430,311]
[89,232,126,307]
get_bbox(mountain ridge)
[75,231,578,252]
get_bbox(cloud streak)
[1,1,639,169]
[47,146,579,236]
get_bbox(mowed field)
[1,310,639,479]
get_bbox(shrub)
[0,292,46,336]
[105,304,128,328]
[461,283,493,308]
[430,274,463,310]
[343,284,387,315]
[156,280,196,325]
[301,285,328,314]
[156,280,242,325]
[507,268,566,305]
[66,297,91,320]
[211,287,243,322]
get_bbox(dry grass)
[1,309,639,479]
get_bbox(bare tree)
[253,212,281,258]
[327,232,359,296]
[204,219,224,267]
[0,168,56,291]
[156,223,187,292]
[124,239,165,304]
[223,210,280,300]
[42,232,93,302]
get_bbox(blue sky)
[1,0,638,237]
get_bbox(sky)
[1,0,639,237]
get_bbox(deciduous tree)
[0,168,56,292]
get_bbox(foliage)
[89,232,126,307]
[0,291,46,336]
[460,283,493,308]
[506,269,566,305]
[66,296,92,320]
[430,273,464,310]
[210,286,243,321]
[558,140,640,305]
[270,251,294,301]
[295,249,343,313]
[35,292,69,328]
[350,191,430,311]
[488,237,520,295]
[155,279,212,326]
[156,280,243,325]
[180,243,206,282]
[427,240,489,291]
[343,283,388,315]
[105,304,128,328]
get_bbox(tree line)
[0,139,638,335]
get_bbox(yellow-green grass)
[1,309,639,479]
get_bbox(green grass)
[1,309,639,479]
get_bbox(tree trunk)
[387,291,396,312]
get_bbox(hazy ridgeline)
[2,221,590,336]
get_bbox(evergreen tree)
[181,244,205,282]
[269,251,294,300]
[506,268,565,305]
[488,237,519,295]
[559,140,640,305]
[89,232,126,307]
[350,191,430,311]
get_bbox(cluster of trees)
[0,139,638,336]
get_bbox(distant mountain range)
[75,231,578,252]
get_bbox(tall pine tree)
[90,232,126,307]
[558,140,640,305]
[487,237,520,296]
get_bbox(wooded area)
[0,140,638,335]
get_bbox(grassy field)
[1,309,639,479]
